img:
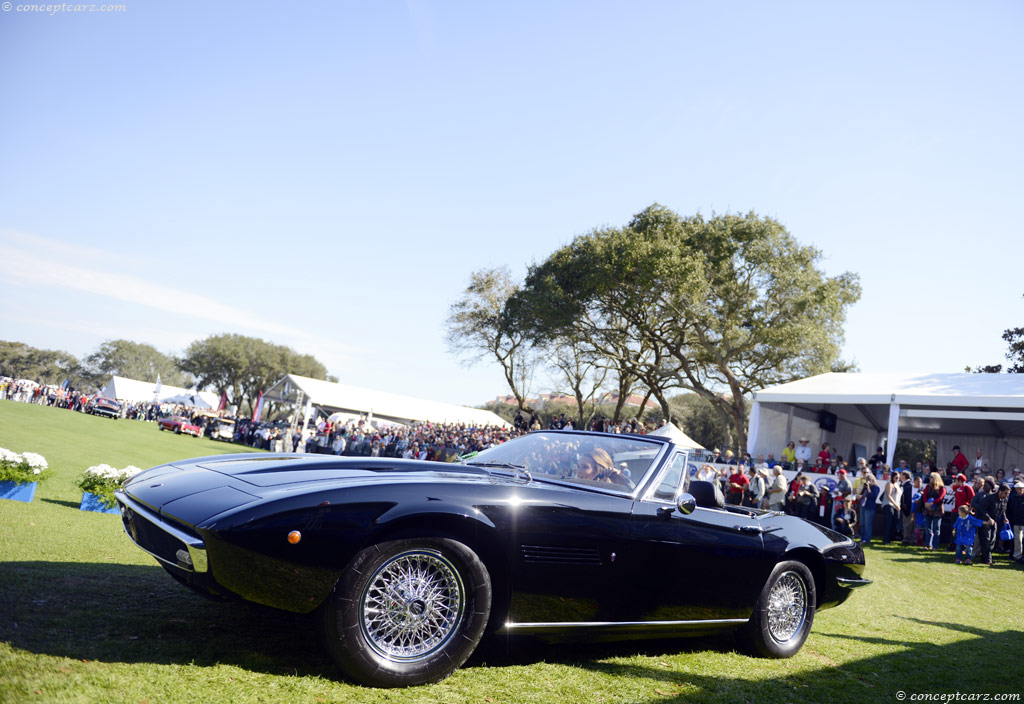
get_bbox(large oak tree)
[178,334,329,416]
[514,204,861,449]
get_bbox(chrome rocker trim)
[501,618,748,635]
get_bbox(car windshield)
[466,431,665,493]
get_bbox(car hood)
[190,453,493,487]
[120,454,500,525]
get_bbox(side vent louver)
[521,545,602,565]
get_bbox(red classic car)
[157,415,203,437]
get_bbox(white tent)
[649,422,705,450]
[159,392,214,409]
[101,375,220,408]
[263,374,512,428]
[749,372,1024,470]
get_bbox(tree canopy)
[970,293,1023,374]
[84,339,191,388]
[511,204,861,448]
[177,333,330,416]
[2,334,332,417]
[445,266,537,412]
[0,341,86,387]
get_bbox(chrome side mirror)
[676,492,697,515]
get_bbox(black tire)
[321,538,491,688]
[737,560,815,658]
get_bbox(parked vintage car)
[115,431,869,687]
[85,396,121,419]
[156,415,203,437]
[207,417,236,441]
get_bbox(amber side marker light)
[287,531,302,544]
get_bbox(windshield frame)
[466,430,673,497]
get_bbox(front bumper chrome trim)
[836,576,872,589]
[115,491,208,573]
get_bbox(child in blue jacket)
[952,504,987,565]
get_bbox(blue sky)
[1,1,1022,406]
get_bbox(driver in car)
[577,449,633,488]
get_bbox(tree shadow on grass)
[40,498,84,510]
[555,623,1024,704]
[0,561,333,677]
[1,559,744,681]
[4,561,1022,701]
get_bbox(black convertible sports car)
[115,430,870,687]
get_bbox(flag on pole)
[153,375,162,404]
[218,392,227,412]
[251,391,264,423]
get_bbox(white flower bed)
[79,463,145,508]
[0,447,50,484]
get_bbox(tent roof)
[101,376,220,408]
[755,372,1024,409]
[649,422,705,450]
[753,372,1024,444]
[265,374,512,427]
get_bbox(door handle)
[734,525,782,535]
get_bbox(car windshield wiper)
[465,461,532,482]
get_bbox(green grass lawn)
[1,400,1022,703]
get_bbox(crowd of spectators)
[0,377,214,424]
[235,416,527,461]
[1,379,89,409]
[696,438,1024,567]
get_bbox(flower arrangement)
[0,447,50,485]
[78,464,143,508]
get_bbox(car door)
[504,484,634,625]
[623,452,775,621]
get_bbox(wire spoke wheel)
[359,549,466,662]
[766,570,807,643]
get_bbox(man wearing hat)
[951,445,970,474]
[744,465,766,508]
[1008,480,1024,562]
[767,466,787,512]
[795,437,813,464]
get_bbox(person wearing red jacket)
[818,442,833,464]
[951,446,970,474]
[952,473,975,512]
[726,467,749,505]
